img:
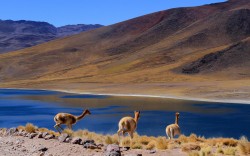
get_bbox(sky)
[0,0,226,27]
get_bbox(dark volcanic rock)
[71,137,82,144]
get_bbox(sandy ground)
[0,135,187,156]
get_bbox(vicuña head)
[54,108,91,133]
[117,111,141,145]
[166,112,181,139]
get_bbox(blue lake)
[0,88,249,139]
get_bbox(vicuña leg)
[54,123,63,133]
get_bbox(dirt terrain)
[0,129,186,156]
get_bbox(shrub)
[200,146,211,156]
[238,136,250,155]
[132,143,143,149]
[223,147,236,155]
[62,128,73,136]
[156,137,168,150]
[146,141,156,150]
[25,123,36,133]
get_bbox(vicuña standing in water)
[117,111,140,144]
[166,112,181,139]
[54,109,91,133]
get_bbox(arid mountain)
[0,0,249,101]
[57,24,103,38]
[0,20,103,53]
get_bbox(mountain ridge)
[0,19,103,53]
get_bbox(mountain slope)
[0,0,249,101]
[0,20,103,53]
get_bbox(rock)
[38,147,48,152]
[6,128,18,136]
[15,131,22,136]
[120,146,130,151]
[106,151,121,156]
[37,132,43,138]
[21,148,27,152]
[149,150,156,154]
[45,154,53,156]
[97,143,104,148]
[65,138,71,143]
[83,139,95,144]
[29,133,38,139]
[83,143,99,149]
[21,132,27,136]
[71,137,82,144]
[42,132,49,138]
[44,134,54,140]
[15,139,24,145]
[58,133,69,143]
[105,144,121,156]
[38,152,45,156]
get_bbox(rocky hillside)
[57,24,103,38]
[0,20,102,53]
[0,0,249,101]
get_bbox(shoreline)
[2,87,250,104]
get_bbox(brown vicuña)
[166,112,181,139]
[117,111,140,144]
[54,109,91,133]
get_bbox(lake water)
[0,88,249,139]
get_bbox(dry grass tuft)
[200,146,211,156]
[222,138,238,147]
[155,137,168,150]
[216,147,224,154]
[238,136,250,155]
[17,126,25,131]
[223,147,236,155]
[105,135,118,145]
[121,137,131,146]
[182,143,201,152]
[207,138,238,147]
[131,143,143,149]
[146,140,156,150]
[179,135,188,143]
[188,151,200,156]
[178,134,205,144]
[137,135,151,145]
[62,128,74,136]
[25,123,36,133]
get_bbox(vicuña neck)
[76,110,88,121]
[175,116,179,125]
[134,115,139,123]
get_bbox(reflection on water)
[0,89,249,138]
